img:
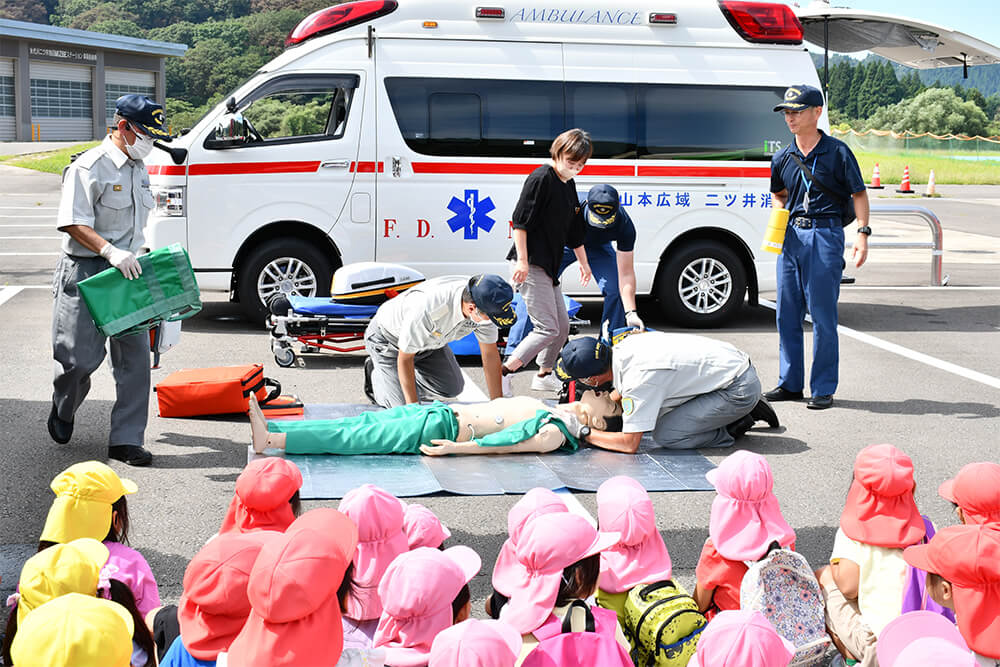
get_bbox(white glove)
[625,310,645,331]
[100,242,142,280]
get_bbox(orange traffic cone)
[923,169,937,197]
[897,165,915,194]
[868,163,884,189]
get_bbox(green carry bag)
[78,243,202,338]
[623,580,707,667]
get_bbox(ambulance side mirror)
[205,110,252,149]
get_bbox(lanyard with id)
[799,155,818,214]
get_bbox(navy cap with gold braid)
[555,336,611,382]
[115,94,171,141]
[773,84,824,112]
[469,274,516,328]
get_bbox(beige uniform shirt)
[56,135,154,256]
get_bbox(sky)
[780,0,1000,50]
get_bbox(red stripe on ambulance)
[187,161,321,175]
[636,165,772,178]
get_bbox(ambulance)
[144,0,1000,324]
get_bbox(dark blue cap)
[773,84,824,112]
[469,274,516,327]
[584,184,621,229]
[115,94,171,140]
[555,336,611,382]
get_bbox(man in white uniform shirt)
[364,274,515,408]
[555,331,778,452]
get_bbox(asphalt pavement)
[0,164,997,610]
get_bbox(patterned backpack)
[740,548,832,667]
[623,580,707,667]
[522,600,633,667]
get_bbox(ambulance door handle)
[391,157,402,178]
[320,159,350,169]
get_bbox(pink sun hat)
[877,611,975,667]
[337,484,409,620]
[689,610,795,667]
[499,513,619,634]
[429,619,522,667]
[492,488,568,597]
[938,462,1000,527]
[840,444,925,549]
[402,503,452,550]
[707,451,796,561]
[596,476,672,593]
[373,546,481,667]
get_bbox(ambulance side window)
[215,74,359,148]
[566,82,637,159]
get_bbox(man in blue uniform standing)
[765,85,871,410]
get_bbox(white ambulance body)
[145,0,822,324]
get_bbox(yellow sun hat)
[40,461,138,544]
[17,538,110,625]
[11,593,134,667]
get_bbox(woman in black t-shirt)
[502,129,592,394]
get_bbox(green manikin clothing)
[267,403,579,455]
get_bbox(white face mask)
[125,127,154,160]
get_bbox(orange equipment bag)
[155,364,280,417]
[259,394,304,417]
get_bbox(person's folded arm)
[585,429,642,454]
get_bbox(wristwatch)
[857,225,872,236]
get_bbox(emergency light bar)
[286,0,399,47]
[718,0,802,45]
[476,7,506,19]
[649,13,678,25]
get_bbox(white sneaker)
[530,373,563,392]
[501,373,513,398]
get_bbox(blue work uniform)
[770,130,865,397]
[505,202,636,355]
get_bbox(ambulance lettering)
[446,189,497,240]
[508,7,642,25]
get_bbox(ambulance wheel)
[274,346,296,368]
[657,241,746,328]
[238,239,334,325]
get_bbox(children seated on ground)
[938,462,1000,526]
[817,444,927,667]
[38,461,161,615]
[487,488,568,619]
[903,524,1000,667]
[160,531,280,667]
[402,503,451,550]
[10,593,136,667]
[218,457,302,534]
[694,450,795,619]
[877,611,977,667]
[222,508,359,667]
[373,545,481,666]
[496,512,629,663]
[594,475,673,625]
[429,619,522,667]
[689,609,795,667]
[338,484,410,648]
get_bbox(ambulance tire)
[238,239,335,325]
[657,241,746,328]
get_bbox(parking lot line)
[0,287,23,307]
[0,215,56,218]
[0,236,61,240]
[759,298,1000,390]
[842,286,1000,291]
[0,252,59,256]
[0,224,56,228]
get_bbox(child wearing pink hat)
[903,525,1000,667]
[338,484,410,648]
[402,503,451,550]
[218,458,302,534]
[818,444,928,667]
[373,545,482,667]
[689,610,795,667]
[939,462,1000,527]
[495,512,628,663]
[694,451,795,619]
[877,611,976,667]
[594,476,673,624]
[223,508,359,667]
[487,488,567,619]
[429,619,522,667]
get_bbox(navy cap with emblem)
[773,84,824,112]
[469,274,517,328]
[583,184,621,229]
[555,336,611,382]
[115,94,171,141]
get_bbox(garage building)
[0,18,186,141]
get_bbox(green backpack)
[623,580,708,667]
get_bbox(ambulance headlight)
[152,186,185,217]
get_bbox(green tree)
[89,18,147,37]
[867,87,990,136]
[0,0,49,22]
[49,0,102,26]
[66,2,139,29]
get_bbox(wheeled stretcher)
[267,263,585,368]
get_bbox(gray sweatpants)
[651,365,761,449]
[508,264,570,370]
[364,321,465,409]
[52,255,150,447]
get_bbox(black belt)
[790,217,838,230]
